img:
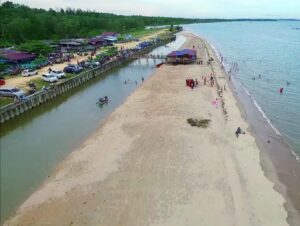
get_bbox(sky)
[7,0,300,19]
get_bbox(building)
[101,32,120,37]
[59,40,82,48]
[0,50,36,64]
[166,49,197,64]
[89,36,109,46]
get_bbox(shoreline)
[4,32,292,225]
[196,34,300,225]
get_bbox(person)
[204,77,207,86]
[279,87,283,94]
[235,127,242,138]
[258,74,262,78]
[224,85,226,91]
[135,80,137,85]
[287,81,290,86]
[99,96,108,103]
[142,76,144,82]
[48,67,52,73]
[215,98,219,109]
[210,75,214,87]
[42,86,49,91]
[190,79,195,89]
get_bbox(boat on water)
[156,62,164,68]
[97,96,109,105]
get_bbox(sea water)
[184,21,300,157]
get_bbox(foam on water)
[206,36,283,136]
[185,21,300,157]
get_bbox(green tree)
[17,41,52,56]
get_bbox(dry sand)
[4,32,289,226]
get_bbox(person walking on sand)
[215,98,219,109]
[210,75,214,87]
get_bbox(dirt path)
[3,29,167,90]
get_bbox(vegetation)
[187,118,211,128]
[0,1,198,44]
[0,1,277,45]
[17,40,53,55]
[0,97,14,107]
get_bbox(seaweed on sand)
[187,118,211,128]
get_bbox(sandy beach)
[4,32,290,226]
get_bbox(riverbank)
[4,32,289,225]
[2,29,167,90]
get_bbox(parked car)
[22,69,38,77]
[51,70,66,79]
[63,64,83,73]
[42,73,58,83]
[0,87,25,98]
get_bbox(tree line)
[0,1,277,46]
[0,1,195,45]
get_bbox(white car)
[22,69,38,77]
[51,70,66,79]
[42,73,58,83]
[0,87,25,98]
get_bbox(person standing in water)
[279,87,283,95]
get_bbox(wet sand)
[4,32,290,226]
[229,74,300,225]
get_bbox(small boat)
[156,62,164,68]
[97,96,109,105]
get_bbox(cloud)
[8,0,300,18]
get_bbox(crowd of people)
[186,73,219,89]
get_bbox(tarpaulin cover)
[167,49,196,58]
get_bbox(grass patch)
[127,28,165,38]
[187,118,211,128]
[0,97,14,107]
[26,78,49,91]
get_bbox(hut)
[89,37,108,46]
[59,40,82,48]
[101,32,120,37]
[0,50,36,64]
[166,49,197,64]
[103,36,118,44]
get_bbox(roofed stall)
[0,50,36,64]
[166,49,197,64]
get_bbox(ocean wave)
[240,84,282,136]
[194,32,283,137]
